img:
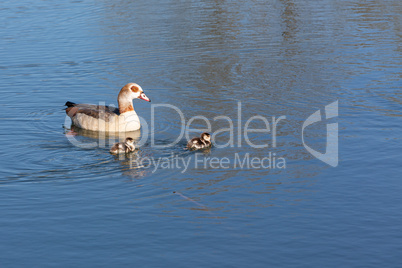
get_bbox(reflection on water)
[65,125,142,147]
[1,0,401,267]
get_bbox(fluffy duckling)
[187,132,212,150]
[110,137,135,154]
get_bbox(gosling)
[187,132,212,150]
[110,137,135,154]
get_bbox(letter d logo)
[302,101,338,167]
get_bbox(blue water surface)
[0,0,401,267]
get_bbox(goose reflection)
[65,125,142,147]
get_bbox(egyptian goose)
[65,83,150,132]
[187,132,212,150]
[110,137,136,154]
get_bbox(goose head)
[122,83,151,102]
[118,83,151,113]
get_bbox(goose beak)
[139,92,151,102]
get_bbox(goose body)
[187,133,212,150]
[110,137,136,154]
[65,83,150,132]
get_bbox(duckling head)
[125,137,134,145]
[201,132,211,142]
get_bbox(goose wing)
[65,102,119,122]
